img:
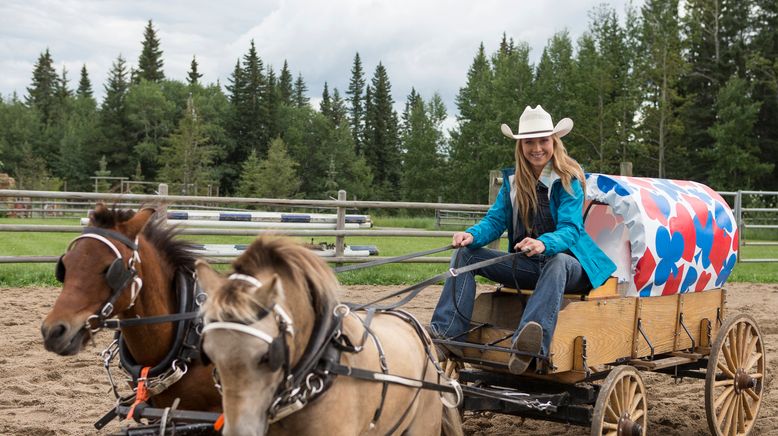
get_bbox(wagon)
[434,174,765,436]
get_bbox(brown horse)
[195,236,462,436]
[41,204,221,412]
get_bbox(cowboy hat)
[500,105,573,140]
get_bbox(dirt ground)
[1,282,776,435]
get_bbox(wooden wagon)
[438,174,765,436]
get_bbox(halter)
[56,227,143,332]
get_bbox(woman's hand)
[515,237,546,256]
[452,232,474,247]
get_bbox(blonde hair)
[513,134,585,235]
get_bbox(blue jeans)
[429,247,590,356]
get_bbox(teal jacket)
[465,167,616,288]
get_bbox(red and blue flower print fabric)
[585,174,738,297]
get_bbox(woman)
[430,105,616,374]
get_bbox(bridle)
[55,227,143,333]
[200,274,295,397]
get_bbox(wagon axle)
[734,368,758,394]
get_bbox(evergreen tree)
[237,138,300,198]
[58,89,101,191]
[401,92,447,202]
[320,82,332,118]
[77,64,93,99]
[158,96,215,195]
[135,20,165,83]
[750,0,778,189]
[278,60,294,105]
[222,58,245,192]
[0,95,44,181]
[491,37,533,152]
[329,88,348,127]
[572,5,639,173]
[346,53,366,153]
[100,55,133,176]
[125,80,176,180]
[532,31,576,119]
[448,43,499,203]
[293,73,309,108]
[679,0,753,183]
[26,48,58,124]
[264,65,280,142]
[240,40,267,154]
[362,62,401,199]
[638,0,686,178]
[187,55,203,86]
[705,76,772,189]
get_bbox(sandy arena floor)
[2,282,776,435]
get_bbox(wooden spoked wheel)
[705,313,765,436]
[591,365,647,436]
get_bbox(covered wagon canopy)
[584,174,737,297]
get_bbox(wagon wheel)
[705,313,765,436]
[591,365,647,436]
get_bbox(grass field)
[0,216,776,286]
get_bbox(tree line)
[1,0,776,205]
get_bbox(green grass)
[0,216,776,286]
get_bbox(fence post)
[158,183,169,196]
[488,170,501,250]
[335,190,346,260]
[735,190,742,262]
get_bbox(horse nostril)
[45,323,68,340]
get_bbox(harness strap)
[126,366,151,421]
[333,245,453,273]
[325,363,458,394]
[99,311,200,329]
[352,251,520,311]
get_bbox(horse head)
[41,204,156,355]
[196,236,340,436]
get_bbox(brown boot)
[508,321,542,374]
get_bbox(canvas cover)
[584,174,738,297]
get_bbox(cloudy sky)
[1,0,635,120]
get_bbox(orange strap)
[126,367,151,421]
[214,414,225,431]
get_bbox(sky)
[0,0,636,125]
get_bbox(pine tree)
[26,48,58,124]
[320,82,332,118]
[449,43,498,203]
[278,60,294,105]
[401,92,447,202]
[158,96,215,195]
[187,55,203,86]
[264,65,280,141]
[136,20,165,83]
[362,62,401,199]
[638,0,686,178]
[750,0,778,189]
[346,53,366,153]
[532,31,576,119]
[241,40,266,152]
[77,64,93,99]
[237,138,300,198]
[329,88,347,127]
[293,73,309,108]
[705,76,772,189]
[100,55,133,176]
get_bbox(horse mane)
[90,205,197,276]
[206,236,340,323]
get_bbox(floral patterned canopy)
[584,174,738,297]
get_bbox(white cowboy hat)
[500,105,573,140]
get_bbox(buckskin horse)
[195,236,463,436]
[41,204,221,413]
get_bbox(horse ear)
[90,203,108,225]
[123,207,156,238]
[195,260,225,294]
[263,274,286,305]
